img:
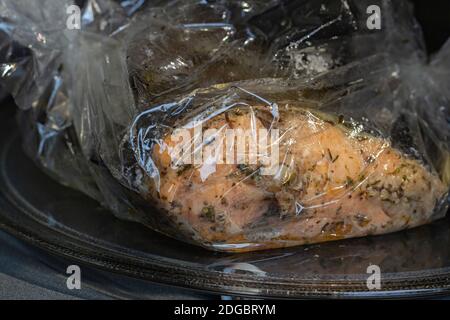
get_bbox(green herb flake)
[200,205,215,222]
[177,164,192,176]
[327,148,333,162]
[345,176,354,187]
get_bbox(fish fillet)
[146,105,447,252]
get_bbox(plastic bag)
[0,0,449,252]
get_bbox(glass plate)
[1,105,449,299]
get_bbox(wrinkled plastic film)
[0,0,449,252]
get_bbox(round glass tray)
[1,106,449,299]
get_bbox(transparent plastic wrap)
[0,0,449,252]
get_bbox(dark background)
[411,0,450,53]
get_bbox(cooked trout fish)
[146,105,448,252]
